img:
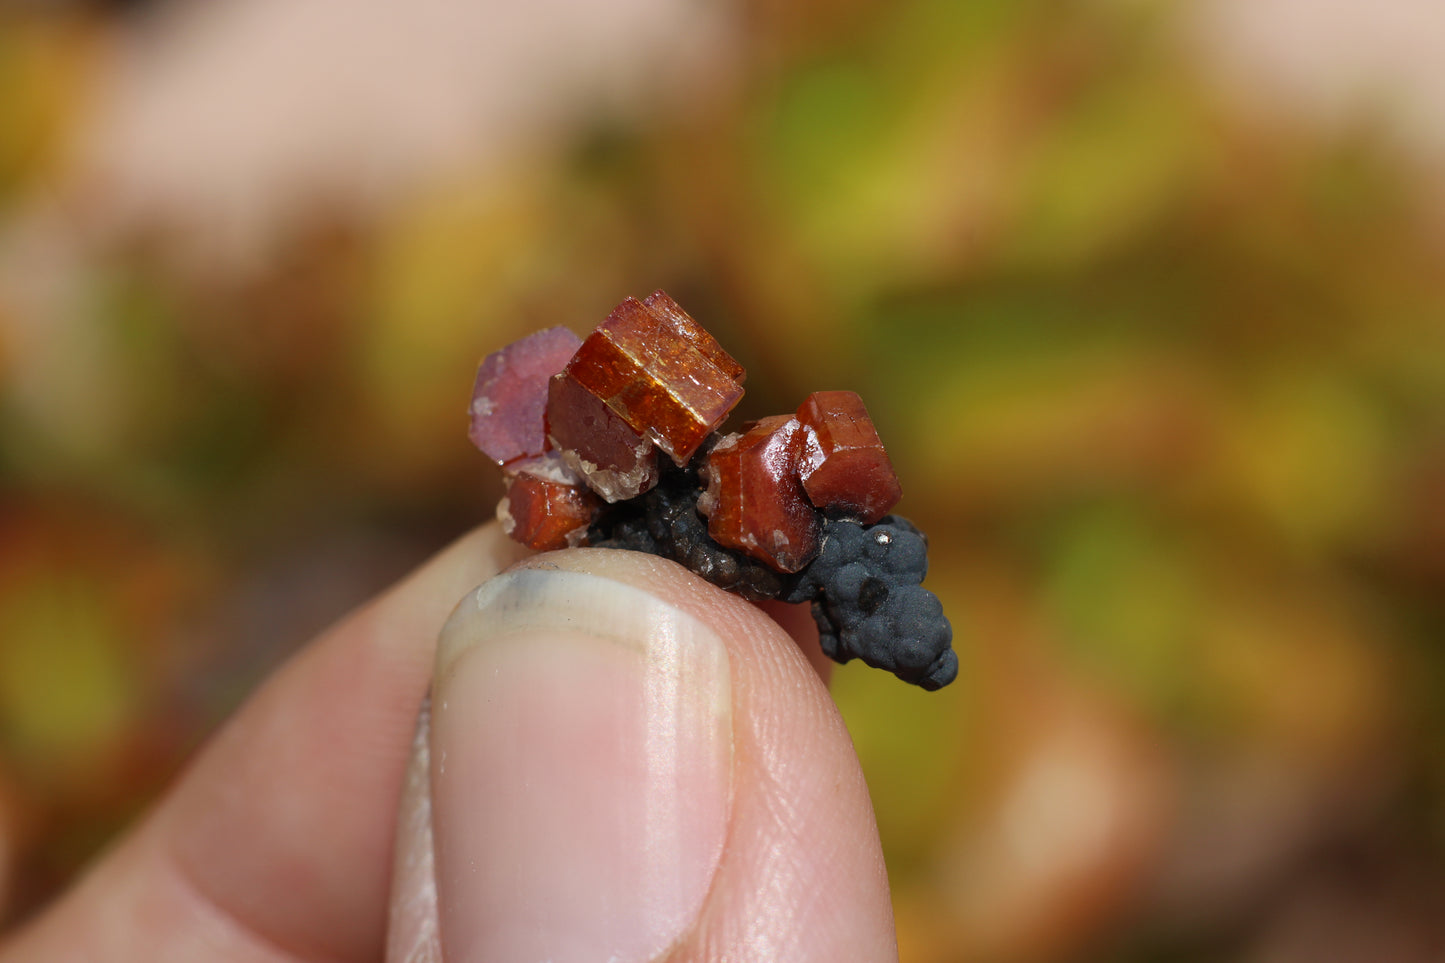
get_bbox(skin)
[0,524,897,962]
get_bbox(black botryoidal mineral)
[780,515,957,691]
[590,459,957,690]
[589,456,787,602]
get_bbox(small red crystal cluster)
[468,291,956,689]
[472,292,899,564]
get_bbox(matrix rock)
[469,290,957,690]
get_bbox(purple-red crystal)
[796,390,902,524]
[468,326,582,466]
[698,415,820,573]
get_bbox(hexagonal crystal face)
[468,326,582,466]
[544,371,659,503]
[699,415,820,573]
[563,296,744,466]
[498,463,599,551]
[796,390,901,524]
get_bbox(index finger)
[3,523,528,963]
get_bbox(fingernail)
[430,568,733,963]
[387,699,441,963]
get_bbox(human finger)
[2,524,528,963]
[395,548,897,963]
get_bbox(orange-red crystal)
[641,290,746,383]
[563,295,744,466]
[699,415,820,573]
[796,390,901,524]
[498,462,600,551]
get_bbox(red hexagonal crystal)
[544,370,659,502]
[468,326,582,466]
[641,290,746,383]
[698,415,820,573]
[796,390,901,524]
[497,456,600,551]
[563,294,744,466]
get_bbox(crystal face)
[467,326,582,466]
[641,290,746,383]
[544,371,659,503]
[564,296,745,465]
[466,290,955,689]
[795,390,902,524]
[699,415,820,573]
[497,459,600,552]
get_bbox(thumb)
[388,549,898,963]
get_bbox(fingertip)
[426,549,895,962]
[506,548,830,698]
[369,522,532,646]
[430,560,735,962]
[754,597,833,686]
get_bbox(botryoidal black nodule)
[589,459,956,690]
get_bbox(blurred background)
[3,0,1445,959]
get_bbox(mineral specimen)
[796,390,902,524]
[780,516,956,690]
[467,326,582,466]
[698,415,820,573]
[467,291,956,690]
[545,370,659,502]
[641,290,746,383]
[563,295,745,465]
[497,455,600,552]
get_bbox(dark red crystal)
[698,415,820,573]
[796,390,901,524]
[544,370,659,502]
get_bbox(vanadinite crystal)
[563,295,744,465]
[641,290,746,383]
[699,415,820,573]
[545,370,659,502]
[467,290,956,690]
[468,326,582,466]
[796,390,902,524]
[497,455,600,552]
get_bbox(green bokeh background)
[4,2,1445,959]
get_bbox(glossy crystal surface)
[467,326,582,466]
[796,390,902,524]
[564,296,744,465]
[698,415,820,573]
[471,293,951,690]
[641,290,746,383]
[497,462,600,551]
[544,371,659,502]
